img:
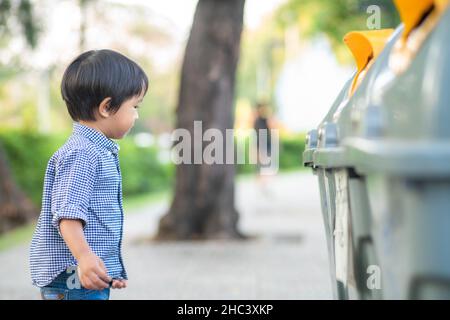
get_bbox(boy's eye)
[134,105,139,109]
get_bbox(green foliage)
[0,129,305,208]
[0,129,66,205]
[279,134,306,169]
[0,130,174,207]
[118,139,174,196]
[236,133,306,174]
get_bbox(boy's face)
[103,92,144,139]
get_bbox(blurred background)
[0,0,399,299]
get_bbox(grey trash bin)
[303,0,450,299]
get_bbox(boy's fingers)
[88,271,109,289]
[98,273,112,284]
[112,280,126,289]
[91,275,109,289]
[81,277,95,290]
[95,265,112,283]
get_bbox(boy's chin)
[113,133,126,140]
[109,126,133,139]
[118,129,132,139]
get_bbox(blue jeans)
[40,268,110,300]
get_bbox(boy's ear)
[98,97,112,118]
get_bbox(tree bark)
[156,0,246,240]
[0,144,37,234]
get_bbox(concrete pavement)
[0,171,332,299]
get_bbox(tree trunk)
[156,0,246,240]
[0,144,37,234]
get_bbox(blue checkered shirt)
[30,122,127,287]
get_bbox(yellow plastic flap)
[343,29,394,73]
[394,0,435,38]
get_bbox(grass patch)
[0,222,36,252]
[123,189,171,212]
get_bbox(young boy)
[29,49,148,300]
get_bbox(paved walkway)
[0,171,332,299]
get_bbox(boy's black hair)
[61,49,149,121]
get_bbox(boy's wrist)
[74,247,93,262]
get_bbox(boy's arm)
[60,219,112,290]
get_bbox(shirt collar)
[73,122,120,154]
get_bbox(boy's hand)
[111,279,127,289]
[58,219,113,290]
[77,251,112,290]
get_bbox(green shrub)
[118,139,174,196]
[236,133,306,174]
[0,129,66,206]
[0,129,305,208]
[279,133,306,170]
[0,130,174,207]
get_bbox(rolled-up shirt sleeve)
[51,148,99,235]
